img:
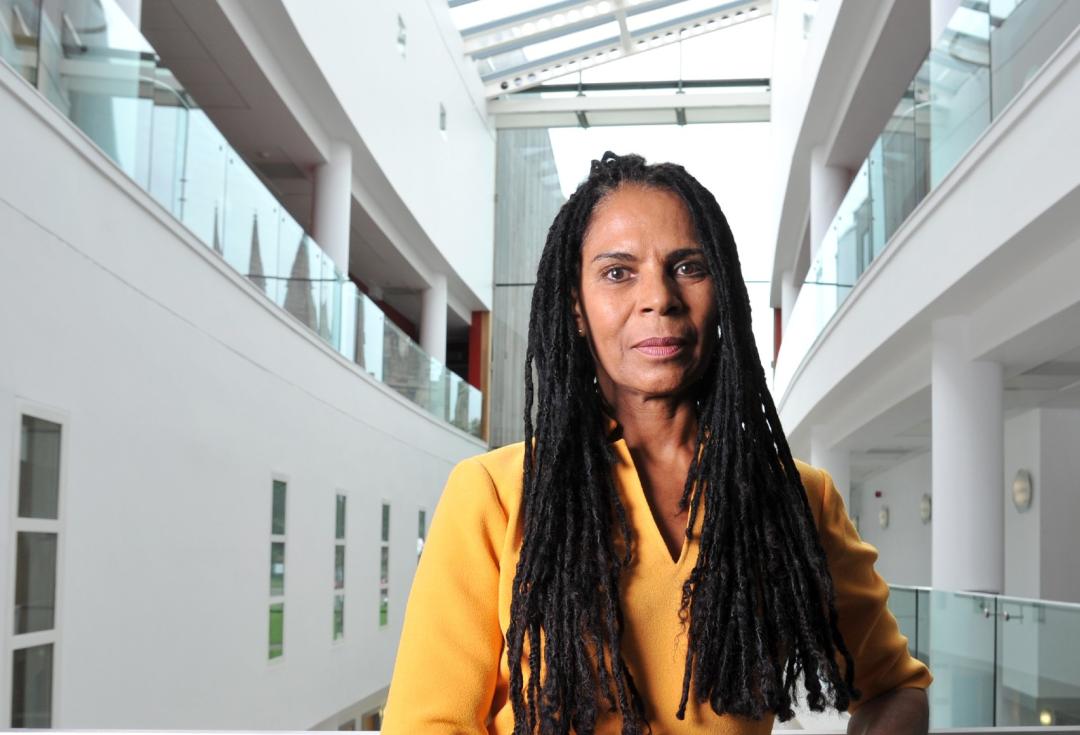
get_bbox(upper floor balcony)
[772,0,1080,415]
[0,0,484,438]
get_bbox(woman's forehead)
[583,185,696,252]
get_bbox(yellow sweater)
[382,439,931,734]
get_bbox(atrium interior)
[1,0,1079,731]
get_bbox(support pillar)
[809,145,849,257]
[810,428,851,510]
[420,274,448,364]
[780,269,797,334]
[931,316,1004,594]
[312,140,353,275]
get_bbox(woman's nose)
[639,268,683,315]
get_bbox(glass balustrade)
[0,0,484,438]
[889,585,1080,728]
[774,0,1080,400]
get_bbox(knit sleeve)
[814,467,933,713]
[381,457,507,733]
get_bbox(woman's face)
[574,184,718,403]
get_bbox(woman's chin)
[623,374,699,400]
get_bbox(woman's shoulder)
[440,441,526,523]
[469,440,527,485]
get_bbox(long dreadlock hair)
[507,151,860,734]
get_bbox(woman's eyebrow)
[667,247,706,260]
[591,251,637,264]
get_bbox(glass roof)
[449,0,774,96]
[449,0,561,30]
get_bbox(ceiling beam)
[488,89,770,128]
[614,0,634,53]
[516,77,769,92]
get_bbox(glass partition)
[0,0,484,438]
[929,590,998,727]
[997,596,1080,727]
[774,0,1078,401]
[890,586,919,659]
[990,0,1080,117]
[0,0,41,86]
[889,586,1080,727]
[927,1,991,188]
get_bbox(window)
[12,414,62,728]
[269,479,286,659]
[417,508,427,563]
[379,502,390,626]
[362,708,384,730]
[334,493,346,641]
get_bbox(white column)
[780,269,798,335]
[420,274,448,364]
[312,140,353,275]
[931,316,1004,594]
[114,0,142,29]
[810,428,851,510]
[931,0,964,41]
[809,145,849,257]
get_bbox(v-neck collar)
[608,434,701,569]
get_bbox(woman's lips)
[632,337,687,357]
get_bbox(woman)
[382,152,931,734]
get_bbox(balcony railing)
[773,0,1080,401]
[890,585,1080,728]
[0,0,483,438]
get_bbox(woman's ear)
[571,290,585,336]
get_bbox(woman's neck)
[611,393,699,463]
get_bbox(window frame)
[7,401,69,729]
[417,506,427,564]
[332,490,346,644]
[378,499,390,629]
[268,473,289,664]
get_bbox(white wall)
[280,0,496,309]
[848,407,1080,602]
[0,61,483,729]
[851,452,932,587]
[999,407,1080,604]
[1035,408,1080,603]
[1004,409,1041,599]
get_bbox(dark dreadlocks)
[506,152,860,734]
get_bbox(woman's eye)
[675,261,707,277]
[602,266,629,282]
